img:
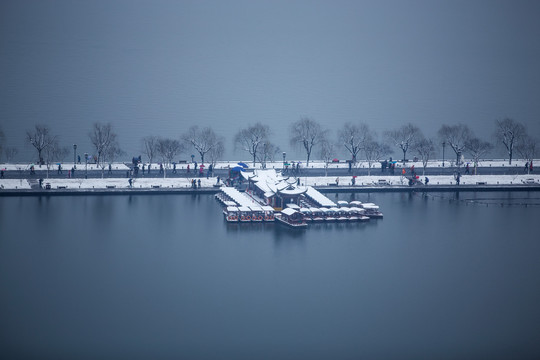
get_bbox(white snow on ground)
[298,174,540,187]
[0,179,31,189]
[0,163,130,171]
[1,174,538,190]
[37,177,219,190]
[1,159,537,171]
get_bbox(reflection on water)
[1,193,540,359]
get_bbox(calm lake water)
[1,192,539,359]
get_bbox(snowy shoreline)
[1,174,539,192]
[0,158,537,172]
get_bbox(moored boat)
[275,208,307,228]
[223,206,239,222]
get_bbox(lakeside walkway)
[1,174,539,196]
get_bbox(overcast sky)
[1,0,539,161]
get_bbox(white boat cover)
[281,208,298,216]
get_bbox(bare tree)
[0,127,4,161]
[208,138,225,167]
[256,140,280,169]
[437,124,472,166]
[99,143,124,178]
[183,126,223,165]
[364,136,390,176]
[494,118,525,165]
[27,125,57,165]
[319,137,335,177]
[338,123,369,164]
[234,123,270,166]
[157,138,184,176]
[465,138,493,175]
[89,123,119,166]
[4,146,18,163]
[142,136,158,168]
[516,135,537,174]
[43,139,68,178]
[413,137,435,175]
[384,123,421,163]
[289,117,326,166]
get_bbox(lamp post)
[73,144,77,169]
[442,141,446,168]
[84,153,88,179]
[282,152,286,169]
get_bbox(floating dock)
[216,170,383,228]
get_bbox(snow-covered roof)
[300,208,312,213]
[285,203,301,209]
[238,206,251,212]
[221,187,259,208]
[226,206,239,212]
[337,200,348,206]
[362,203,379,210]
[281,208,298,216]
[278,186,307,196]
[349,201,362,206]
[261,206,274,212]
[305,187,336,207]
[249,205,263,211]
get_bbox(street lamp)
[73,144,77,169]
[442,141,446,168]
[84,153,88,179]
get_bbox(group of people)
[191,179,202,188]
[525,161,534,173]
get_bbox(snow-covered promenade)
[1,159,538,193]
[1,174,539,194]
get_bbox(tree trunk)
[402,149,406,163]
[253,153,256,167]
[508,150,512,165]
[306,151,310,167]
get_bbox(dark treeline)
[0,118,537,173]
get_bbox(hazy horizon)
[1,0,539,162]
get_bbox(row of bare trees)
[2,118,537,175]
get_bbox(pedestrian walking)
[525,162,529,173]
[0,169,4,179]
[142,163,145,174]
[216,176,220,184]
[173,162,177,174]
[197,179,201,188]
[128,178,133,188]
[108,163,112,174]
[209,164,213,177]
[159,163,163,174]
[425,177,429,185]
[187,164,190,174]
[465,164,470,174]
[77,155,81,164]
[58,164,62,174]
[530,161,534,173]
[336,177,339,186]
